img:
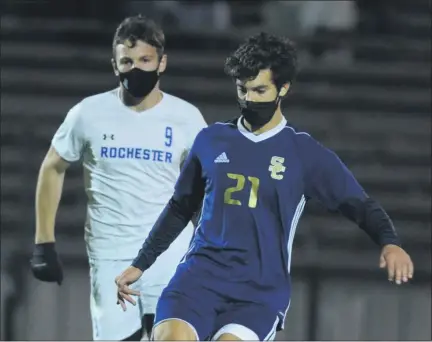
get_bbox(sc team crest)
[269,156,286,180]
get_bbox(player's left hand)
[379,244,414,285]
[115,266,142,311]
[30,242,63,285]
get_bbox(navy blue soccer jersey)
[170,117,365,293]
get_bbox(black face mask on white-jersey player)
[118,67,160,98]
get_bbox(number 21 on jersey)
[223,156,285,208]
[224,173,260,208]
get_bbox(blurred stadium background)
[1,0,431,340]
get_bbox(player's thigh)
[212,304,280,341]
[154,289,217,341]
[89,259,142,340]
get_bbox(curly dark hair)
[113,15,165,58]
[224,32,298,88]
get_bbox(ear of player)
[30,242,63,285]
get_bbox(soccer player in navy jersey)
[114,33,414,341]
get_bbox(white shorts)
[89,258,165,340]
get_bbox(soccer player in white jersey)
[30,15,207,341]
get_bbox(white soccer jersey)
[52,90,207,267]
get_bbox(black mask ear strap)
[240,116,252,132]
[274,86,283,104]
[155,60,163,77]
[274,93,282,106]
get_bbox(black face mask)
[119,67,159,98]
[237,96,280,131]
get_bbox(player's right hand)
[115,266,142,311]
[30,242,63,285]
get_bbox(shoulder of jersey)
[205,118,312,136]
[80,89,117,106]
[283,122,311,138]
[210,117,239,130]
[194,117,237,139]
[282,122,321,152]
[73,90,117,117]
[162,92,202,117]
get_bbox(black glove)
[30,242,63,285]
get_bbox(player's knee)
[213,324,259,341]
[215,333,243,341]
[153,319,198,341]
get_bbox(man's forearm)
[35,165,65,243]
[132,197,196,271]
[339,197,401,247]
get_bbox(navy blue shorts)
[154,265,283,340]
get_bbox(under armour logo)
[103,134,115,140]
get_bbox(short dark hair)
[224,32,298,88]
[113,15,165,58]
